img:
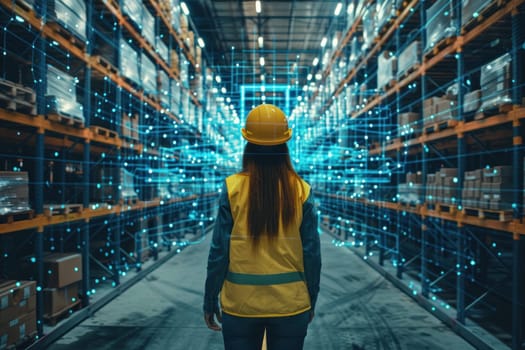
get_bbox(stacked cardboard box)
[0,172,30,216]
[398,172,423,204]
[397,112,420,138]
[0,281,36,349]
[377,51,396,90]
[425,0,457,52]
[426,173,437,204]
[121,113,139,141]
[42,253,82,321]
[425,168,458,204]
[479,53,512,112]
[463,90,482,114]
[422,96,456,128]
[397,40,421,78]
[462,169,483,208]
[482,166,513,210]
[170,50,180,72]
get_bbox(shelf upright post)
[419,0,429,299]
[32,0,48,337]
[81,0,94,306]
[511,5,524,349]
[395,19,403,279]
[454,0,466,324]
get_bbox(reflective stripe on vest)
[220,173,312,318]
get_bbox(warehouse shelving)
[0,1,227,348]
[305,0,524,348]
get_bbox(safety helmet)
[241,104,292,145]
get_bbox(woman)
[203,104,321,350]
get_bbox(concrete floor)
[48,232,475,350]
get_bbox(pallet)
[0,78,36,103]
[0,209,34,224]
[461,206,513,222]
[461,0,504,34]
[425,36,455,59]
[423,119,458,135]
[90,125,118,139]
[43,204,83,217]
[46,22,86,52]
[121,196,139,206]
[47,112,85,128]
[43,299,82,326]
[428,203,457,214]
[92,55,119,76]
[397,63,421,81]
[0,92,37,115]
[474,104,514,120]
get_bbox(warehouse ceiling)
[186,0,342,111]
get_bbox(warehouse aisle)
[48,232,474,350]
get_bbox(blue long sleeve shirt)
[203,183,321,314]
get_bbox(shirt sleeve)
[203,183,232,313]
[300,191,321,311]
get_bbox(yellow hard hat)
[241,104,292,145]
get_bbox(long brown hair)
[242,142,301,244]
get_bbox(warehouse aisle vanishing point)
[48,232,475,350]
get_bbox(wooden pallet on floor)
[43,204,83,217]
[0,209,34,224]
[462,207,513,222]
[90,125,118,139]
[47,112,85,128]
[43,299,82,326]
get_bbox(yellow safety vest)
[221,173,311,317]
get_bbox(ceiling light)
[256,0,261,13]
[197,38,205,48]
[332,36,338,48]
[312,57,319,66]
[320,37,327,47]
[307,74,313,81]
[221,87,227,94]
[334,2,343,16]
[260,57,265,66]
[260,74,265,81]
[215,75,222,83]
[181,2,190,16]
[258,36,264,48]
[315,73,322,80]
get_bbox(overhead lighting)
[260,74,265,81]
[256,0,261,13]
[197,38,205,48]
[315,73,322,80]
[259,57,265,66]
[334,2,343,16]
[215,75,222,83]
[332,36,338,48]
[181,2,190,16]
[258,36,264,48]
[307,73,313,81]
[320,37,327,47]
[312,57,319,66]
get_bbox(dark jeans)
[222,311,310,350]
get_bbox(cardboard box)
[0,281,36,312]
[423,97,442,121]
[0,311,36,349]
[43,282,79,316]
[435,98,457,122]
[43,253,82,288]
[463,90,481,113]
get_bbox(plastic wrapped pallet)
[47,0,86,41]
[479,53,512,111]
[142,4,156,46]
[120,169,138,200]
[375,0,398,33]
[397,41,421,79]
[462,0,492,27]
[159,70,170,106]
[362,5,376,51]
[170,0,181,31]
[397,112,420,137]
[119,39,140,85]
[180,60,189,88]
[140,53,157,96]
[0,172,30,215]
[425,0,457,52]
[157,39,169,65]
[463,90,481,113]
[46,65,84,120]
[377,51,396,90]
[122,0,142,30]
[171,82,181,109]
